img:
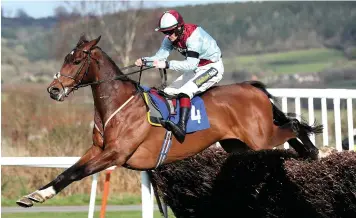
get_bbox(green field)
[1,194,142,207]
[225,48,355,75]
[2,211,174,218]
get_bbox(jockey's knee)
[179,92,193,99]
[177,93,190,99]
[163,87,179,96]
[164,87,193,99]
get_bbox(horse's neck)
[91,60,136,125]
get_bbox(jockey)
[135,9,224,143]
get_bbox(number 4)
[191,105,201,123]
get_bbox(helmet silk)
[155,10,184,32]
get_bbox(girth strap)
[155,131,173,168]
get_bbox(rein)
[57,47,167,90]
[74,53,167,89]
[76,65,155,89]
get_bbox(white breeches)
[164,59,224,99]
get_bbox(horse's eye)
[73,60,81,65]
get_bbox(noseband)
[54,50,92,95]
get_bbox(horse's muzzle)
[47,86,64,101]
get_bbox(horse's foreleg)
[48,146,121,194]
[16,126,106,207]
[26,145,124,207]
[47,137,142,196]
[16,144,103,207]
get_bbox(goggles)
[162,29,175,36]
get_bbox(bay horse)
[17,35,322,207]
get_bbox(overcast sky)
[1,0,245,18]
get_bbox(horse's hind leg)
[293,119,322,159]
[287,138,313,158]
[271,103,321,160]
[281,119,320,160]
[295,130,319,160]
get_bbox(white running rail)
[0,157,153,218]
[268,88,356,151]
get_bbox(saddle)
[140,85,210,133]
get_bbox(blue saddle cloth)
[141,85,210,133]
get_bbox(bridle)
[54,47,161,92]
[53,49,93,96]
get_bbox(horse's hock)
[151,147,356,218]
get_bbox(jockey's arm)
[143,37,173,61]
[168,56,200,71]
[168,32,202,72]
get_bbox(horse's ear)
[82,35,101,51]
[79,34,88,42]
[77,33,89,47]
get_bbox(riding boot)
[161,94,191,143]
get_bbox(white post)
[321,97,328,146]
[334,98,342,151]
[282,97,289,149]
[308,97,315,145]
[88,173,98,218]
[141,171,154,218]
[294,97,301,121]
[281,97,288,113]
[347,98,354,151]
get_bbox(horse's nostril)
[50,87,60,95]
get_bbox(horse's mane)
[75,36,137,84]
[96,47,123,75]
[94,46,138,84]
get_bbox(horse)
[16,35,323,207]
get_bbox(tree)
[53,1,146,66]
[95,1,144,66]
[16,9,31,19]
[54,6,69,19]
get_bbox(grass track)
[1,194,142,207]
[1,211,174,218]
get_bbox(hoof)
[311,149,320,160]
[305,152,319,161]
[291,119,300,134]
[16,197,33,208]
[27,192,45,203]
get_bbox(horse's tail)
[246,80,323,136]
[272,104,323,136]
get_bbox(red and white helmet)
[155,10,184,32]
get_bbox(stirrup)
[161,120,185,143]
[160,120,172,131]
